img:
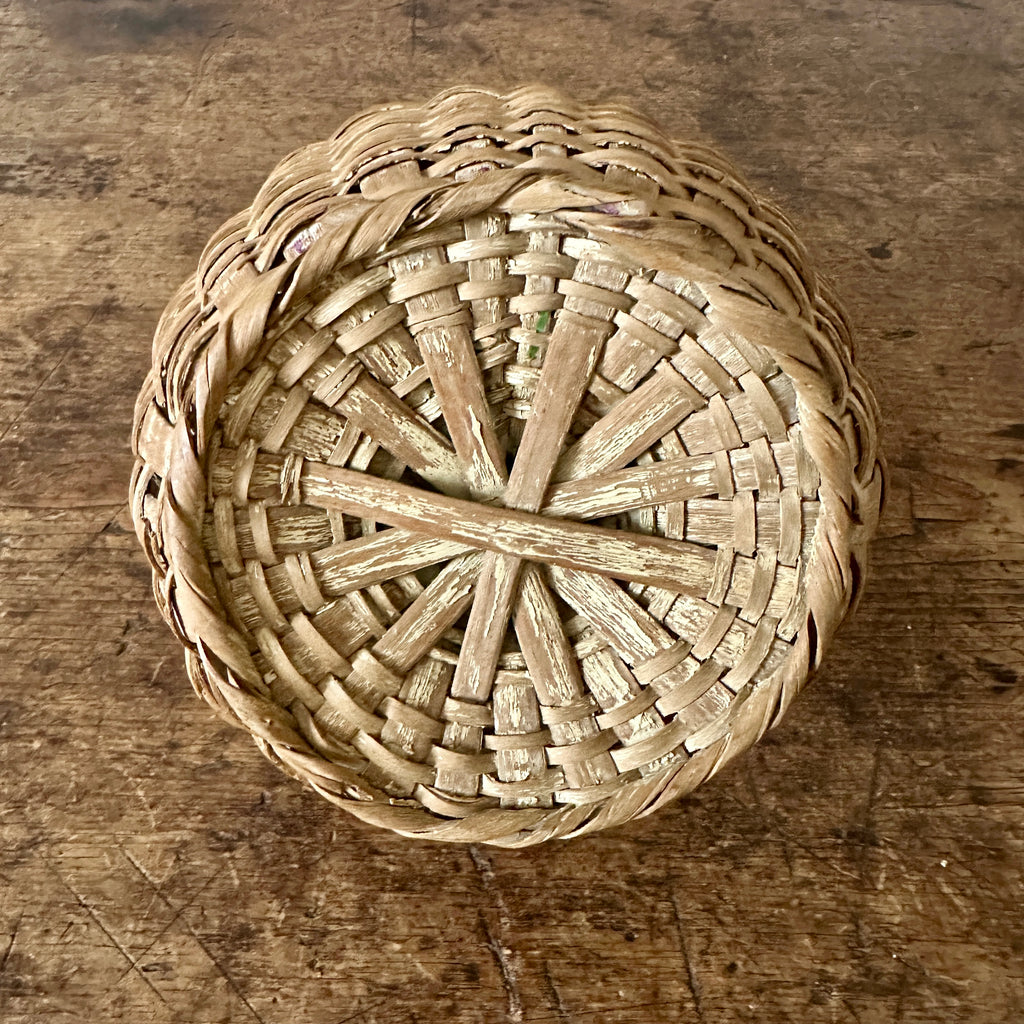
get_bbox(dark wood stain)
[30,0,223,53]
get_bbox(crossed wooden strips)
[132,87,882,843]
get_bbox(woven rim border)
[130,85,884,846]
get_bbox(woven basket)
[131,86,882,846]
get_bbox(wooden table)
[2,2,1021,1021]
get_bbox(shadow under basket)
[130,86,883,847]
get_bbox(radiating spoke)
[393,247,508,499]
[451,308,614,702]
[262,527,474,611]
[371,551,482,671]
[552,359,704,482]
[300,461,716,594]
[541,453,718,519]
[332,373,467,496]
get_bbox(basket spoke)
[370,551,482,672]
[514,565,618,788]
[300,462,716,594]
[542,452,720,519]
[452,308,614,704]
[331,373,467,496]
[296,528,472,604]
[552,359,704,482]
[391,246,508,500]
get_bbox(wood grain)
[1,1,1021,1022]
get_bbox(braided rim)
[130,86,883,846]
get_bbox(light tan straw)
[130,86,882,846]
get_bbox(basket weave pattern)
[131,87,882,846]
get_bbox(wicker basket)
[130,86,882,846]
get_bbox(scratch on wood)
[747,754,862,882]
[118,849,269,1024]
[478,910,524,1024]
[469,846,524,1023]
[178,911,270,1024]
[865,740,885,820]
[745,756,795,879]
[50,501,130,588]
[541,960,572,1024]
[857,741,886,887]
[46,860,171,1008]
[409,0,420,54]
[0,350,71,449]
[182,36,217,112]
[118,848,223,976]
[109,766,158,830]
[669,895,704,1022]
[528,1005,664,1022]
[333,997,389,1024]
[0,300,108,450]
[119,846,164,891]
[0,915,22,976]
[844,996,867,1024]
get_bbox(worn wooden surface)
[1,1,1022,1021]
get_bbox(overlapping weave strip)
[131,86,882,846]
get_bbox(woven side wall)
[130,86,882,846]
